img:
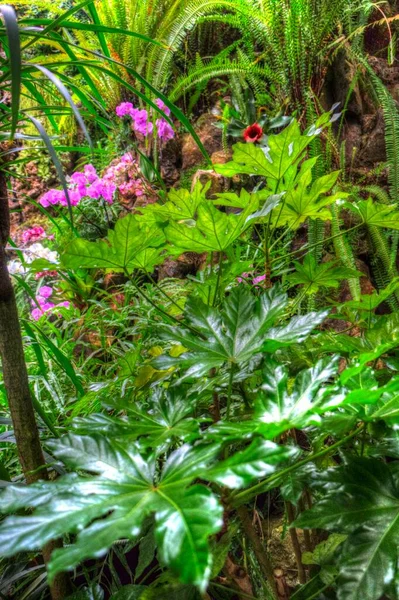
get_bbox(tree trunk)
[0,170,71,599]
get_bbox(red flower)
[243,123,263,143]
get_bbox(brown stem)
[223,554,254,600]
[286,502,306,584]
[0,170,70,600]
[236,505,278,599]
[298,498,313,552]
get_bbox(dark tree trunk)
[0,170,70,599]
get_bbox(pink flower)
[84,164,98,184]
[156,118,174,142]
[58,301,70,309]
[70,172,87,197]
[59,190,81,207]
[252,274,266,285]
[35,270,57,280]
[155,98,171,117]
[38,285,53,299]
[22,226,46,244]
[120,152,134,164]
[31,308,43,321]
[116,102,137,118]
[87,179,116,204]
[39,189,65,207]
[133,109,153,136]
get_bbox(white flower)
[24,243,58,264]
[7,259,26,275]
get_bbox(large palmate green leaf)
[0,432,291,590]
[153,286,327,379]
[270,169,348,228]
[296,458,399,600]
[61,214,165,273]
[138,182,210,225]
[164,194,281,254]
[214,120,316,181]
[72,388,201,449]
[254,358,339,439]
[348,198,399,230]
[287,255,361,294]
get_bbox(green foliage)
[287,255,361,295]
[296,458,399,600]
[62,215,165,273]
[0,432,292,590]
[152,286,328,379]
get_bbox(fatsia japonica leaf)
[255,358,339,438]
[287,255,361,294]
[348,198,399,229]
[270,169,347,228]
[0,432,292,589]
[61,214,165,273]
[295,458,399,600]
[164,193,281,254]
[138,181,210,225]
[206,439,295,488]
[343,277,399,311]
[153,285,327,380]
[214,119,317,180]
[72,389,201,449]
[213,188,269,208]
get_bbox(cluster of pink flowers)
[103,152,147,199]
[115,98,175,142]
[35,270,58,280]
[22,226,47,244]
[237,272,267,286]
[31,285,70,321]
[39,163,116,208]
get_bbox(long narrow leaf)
[27,114,74,226]
[0,5,21,138]
[32,64,93,149]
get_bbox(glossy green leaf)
[296,458,399,600]
[255,358,339,438]
[207,439,294,488]
[155,485,222,591]
[287,255,361,294]
[350,198,399,229]
[153,286,326,379]
[215,120,315,180]
[62,215,165,273]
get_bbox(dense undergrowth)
[1,2,399,600]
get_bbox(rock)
[191,168,229,197]
[159,136,182,186]
[211,149,232,165]
[358,109,387,165]
[157,252,207,280]
[181,113,222,170]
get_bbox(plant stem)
[286,501,306,584]
[0,170,70,600]
[210,582,260,600]
[231,425,364,505]
[236,506,278,599]
[226,363,235,420]
[271,223,363,265]
[213,252,223,306]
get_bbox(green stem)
[231,425,364,506]
[225,363,235,420]
[213,252,223,307]
[210,582,259,600]
[271,223,363,265]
